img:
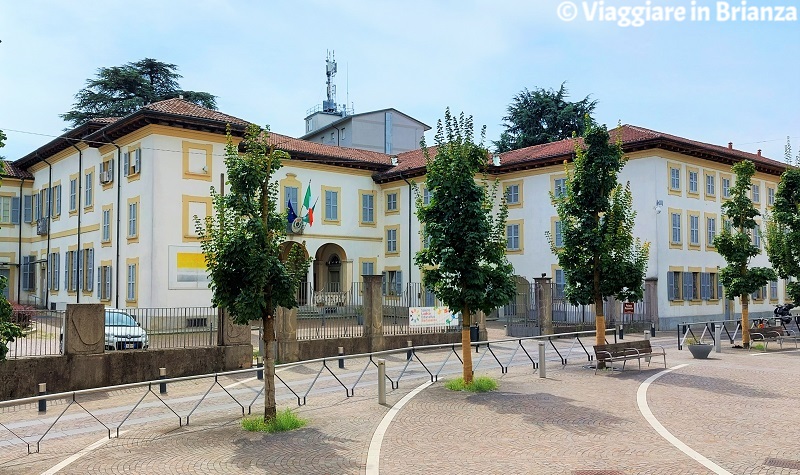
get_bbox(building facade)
[0,99,790,330]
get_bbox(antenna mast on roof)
[324,50,337,113]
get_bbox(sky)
[1,0,798,163]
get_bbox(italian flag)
[302,182,316,226]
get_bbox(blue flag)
[287,200,297,224]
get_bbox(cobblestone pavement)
[2,326,800,474]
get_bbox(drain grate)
[764,458,800,470]
[573,471,625,475]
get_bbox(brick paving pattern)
[2,325,800,474]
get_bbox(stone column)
[63,304,105,355]
[276,307,299,363]
[534,277,553,335]
[645,278,658,330]
[218,308,251,346]
[362,274,384,352]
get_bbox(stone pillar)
[476,310,488,341]
[645,278,658,330]
[276,307,299,363]
[362,274,384,352]
[534,277,553,335]
[217,308,251,346]
[63,304,105,355]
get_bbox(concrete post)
[363,275,385,352]
[715,325,722,353]
[534,277,553,335]
[538,342,546,378]
[63,304,105,356]
[159,367,167,394]
[338,346,345,369]
[218,308,251,346]
[38,383,46,413]
[377,358,386,405]
[275,307,299,363]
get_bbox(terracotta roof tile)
[1,160,34,179]
[91,117,120,124]
[266,132,394,168]
[143,98,250,127]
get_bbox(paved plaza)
[1,324,799,475]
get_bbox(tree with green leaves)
[765,165,800,304]
[493,83,597,153]
[61,58,217,126]
[548,123,649,348]
[0,129,24,361]
[415,109,516,384]
[197,124,309,421]
[713,160,777,347]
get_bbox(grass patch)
[241,408,308,433]
[444,376,498,392]
[751,343,765,351]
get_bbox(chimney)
[728,142,733,149]
[390,155,398,166]
[492,153,501,167]
[757,149,762,157]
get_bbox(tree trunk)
[263,311,277,421]
[595,295,606,348]
[462,304,473,384]
[741,294,750,348]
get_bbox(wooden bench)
[749,326,799,351]
[593,340,667,374]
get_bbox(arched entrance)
[314,243,348,293]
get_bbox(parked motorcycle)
[774,302,796,324]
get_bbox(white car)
[105,309,149,350]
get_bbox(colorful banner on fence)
[409,306,460,328]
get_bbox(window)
[84,172,93,208]
[722,178,731,198]
[671,212,681,243]
[325,189,338,221]
[752,184,760,203]
[683,271,698,301]
[688,171,698,193]
[690,215,699,245]
[386,228,397,253]
[700,272,711,300]
[705,174,715,196]
[69,179,77,212]
[128,201,138,238]
[83,249,94,292]
[97,265,112,300]
[386,192,398,212]
[752,224,761,249]
[127,263,137,301]
[341,127,346,140]
[505,184,520,204]
[770,280,778,300]
[0,196,19,224]
[506,223,520,251]
[100,159,114,184]
[555,221,563,247]
[670,168,680,190]
[124,148,141,176]
[382,270,403,296]
[102,209,111,242]
[361,192,374,224]
[706,217,716,246]
[40,187,50,218]
[49,252,60,291]
[54,184,61,216]
[65,250,78,292]
[554,178,567,198]
[768,187,775,206]
[422,187,432,205]
[34,192,40,221]
[285,186,299,214]
[751,286,764,301]
[555,269,565,299]
[21,255,36,291]
[361,261,374,277]
[23,195,32,223]
[667,271,682,301]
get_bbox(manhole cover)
[764,458,800,469]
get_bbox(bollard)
[256,356,264,380]
[538,342,546,378]
[644,331,651,363]
[38,383,46,413]
[159,368,167,394]
[715,325,722,353]
[618,324,624,340]
[377,358,386,405]
[406,340,413,361]
[338,346,345,369]
[650,323,656,337]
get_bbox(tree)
[549,123,649,348]
[197,124,309,421]
[713,160,777,347]
[765,165,800,304]
[0,129,24,360]
[493,83,597,153]
[415,109,516,384]
[61,58,217,126]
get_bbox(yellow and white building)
[0,99,790,329]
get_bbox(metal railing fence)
[125,307,219,349]
[7,310,64,359]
